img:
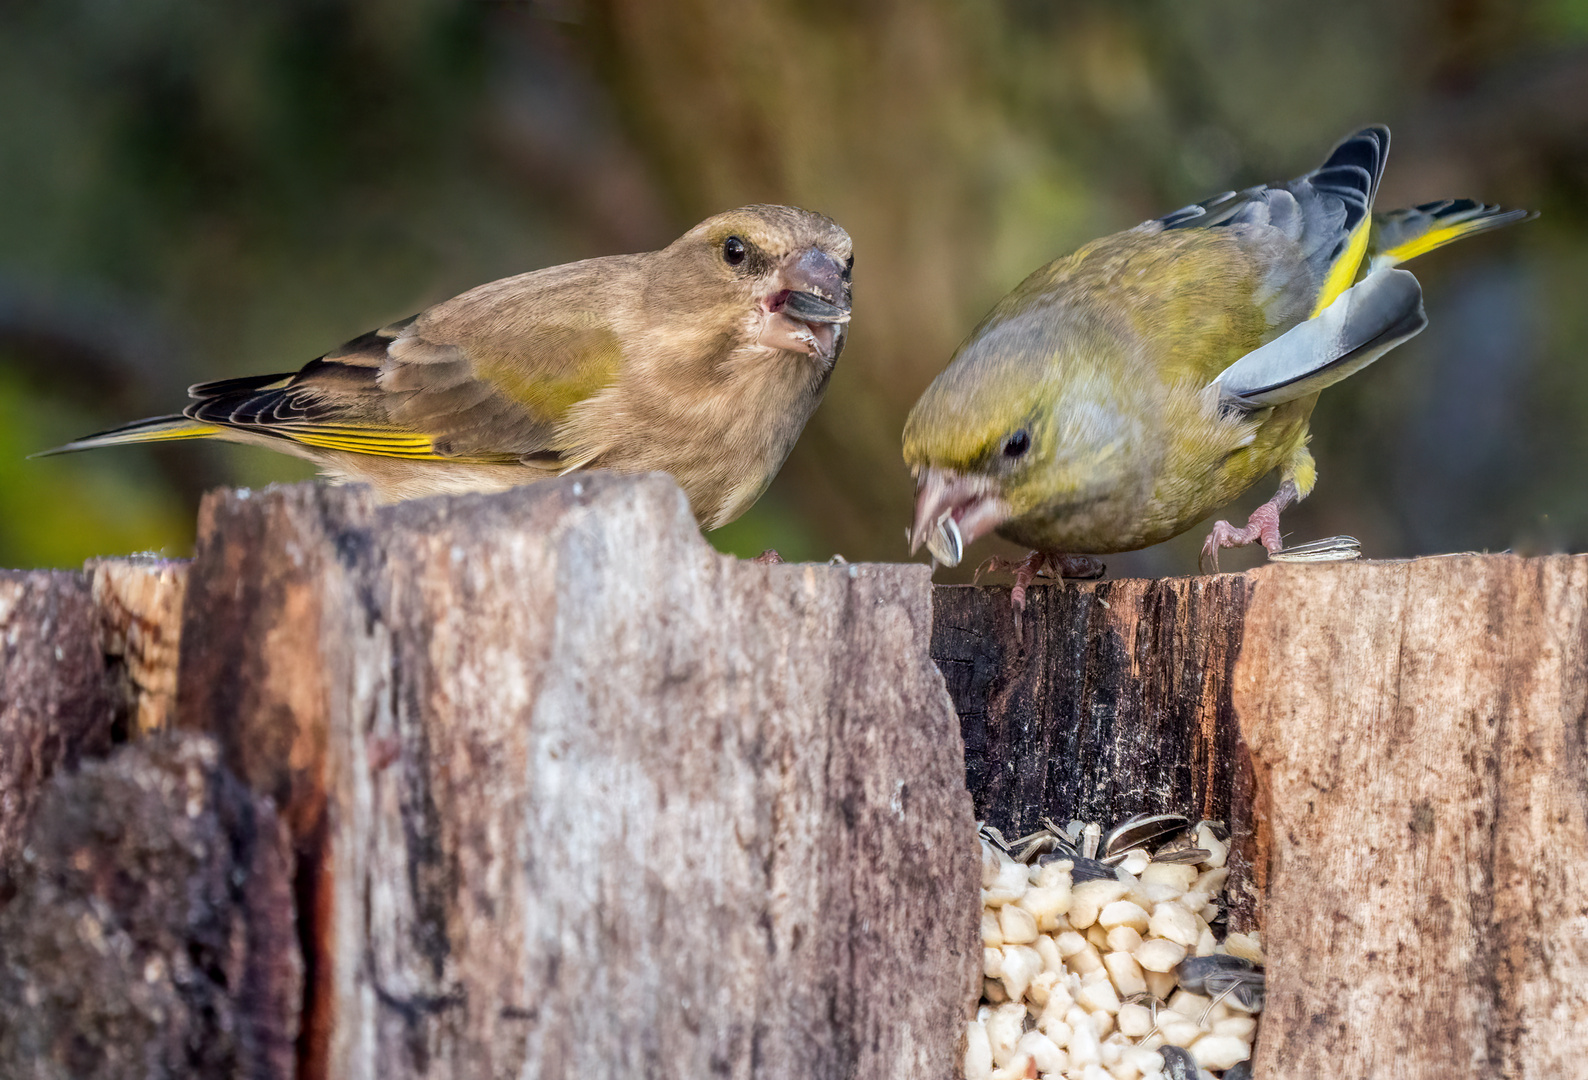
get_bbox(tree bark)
[175,476,981,1080]
[0,570,120,869]
[1236,556,1588,1080]
[7,481,1588,1079]
[0,733,300,1080]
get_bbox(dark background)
[4,0,1585,578]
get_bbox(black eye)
[1003,429,1030,459]
[723,236,747,266]
[843,254,854,280]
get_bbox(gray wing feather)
[1159,126,1388,287]
[1211,268,1427,407]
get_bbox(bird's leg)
[976,551,1106,635]
[752,549,784,565]
[1200,479,1299,573]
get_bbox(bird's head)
[666,205,853,366]
[902,308,1141,566]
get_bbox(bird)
[903,125,1531,610]
[41,204,853,532]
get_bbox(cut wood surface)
[87,556,188,737]
[175,476,981,1080]
[1236,556,1588,1080]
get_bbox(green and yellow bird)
[44,205,852,531]
[904,126,1530,600]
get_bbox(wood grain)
[178,475,982,1080]
[1237,556,1588,1079]
[87,556,188,737]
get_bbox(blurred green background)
[4,0,1586,577]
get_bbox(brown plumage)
[47,205,853,530]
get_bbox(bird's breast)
[575,342,829,529]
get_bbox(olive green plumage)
[904,126,1531,563]
[46,205,853,530]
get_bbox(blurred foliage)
[1,0,1585,576]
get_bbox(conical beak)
[908,468,1010,567]
[778,247,851,321]
[760,248,851,361]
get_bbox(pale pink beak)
[908,468,1011,567]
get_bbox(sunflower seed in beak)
[925,512,963,567]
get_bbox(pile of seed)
[967,815,1264,1080]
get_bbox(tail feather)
[1369,199,1535,269]
[33,416,222,458]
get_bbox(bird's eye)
[1003,429,1031,459]
[723,236,747,266]
[843,254,854,280]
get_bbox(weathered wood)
[174,487,356,1071]
[176,491,339,844]
[10,478,1588,1080]
[0,570,120,868]
[932,576,1261,925]
[1236,556,1588,1080]
[86,557,188,737]
[0,733,300,1080]
[177,476,981,1080]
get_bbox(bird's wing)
[180,264,633,467]
[1159,126,1390,317]
[1210,267,1427,408]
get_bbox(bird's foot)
[752,549,784,565]
[977,551,1105,635]
[1199,480,1299,573]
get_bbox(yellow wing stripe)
[282,427,448,459]
[1311,221,1372,317]
[136,424,224,442]
[270,425,524,464]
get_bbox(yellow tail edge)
[32,418,222,458]
[1371,203,1535,270]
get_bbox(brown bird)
[44,205,853,531]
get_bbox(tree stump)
[0,733,299,1080]
[2,476,1588,1079]
[175,476,981,1080]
